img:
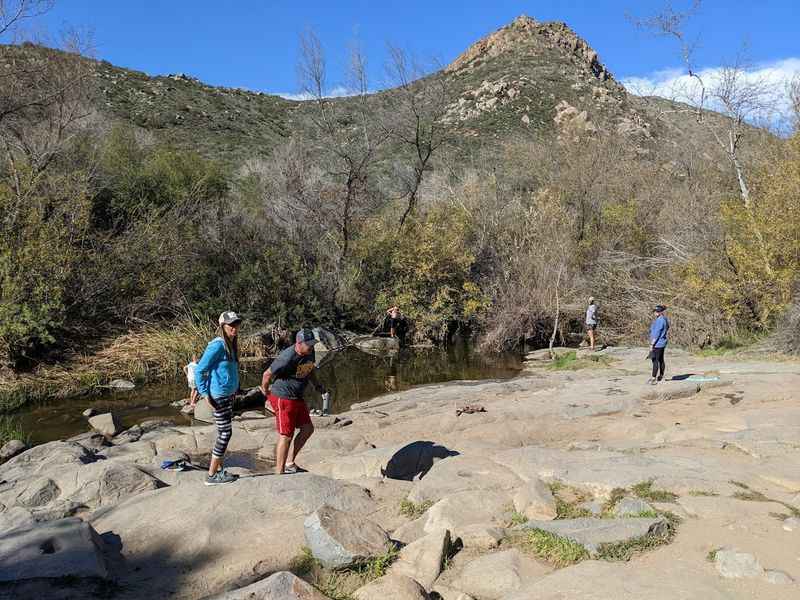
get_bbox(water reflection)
[17,344,521,444]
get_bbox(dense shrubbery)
[3,121,799,368]
[2,43,799,371]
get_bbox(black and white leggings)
[211,395,234,458]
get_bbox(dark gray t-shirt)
[269,345,317,400]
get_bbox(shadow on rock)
[382,441,459,481]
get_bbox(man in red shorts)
[260,329,329,474]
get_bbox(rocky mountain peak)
[446,14,612,82]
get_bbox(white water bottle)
[321,391,331,415]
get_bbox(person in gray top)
[260,329,329,475]
[585,297,598,350]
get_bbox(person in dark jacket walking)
[648,305,669,384]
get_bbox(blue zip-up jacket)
[195,337,239,399]
[650,315,670,349]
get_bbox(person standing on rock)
[196,311,242,485]
[648,305,670,385]
[183,354,199,408]
[585,297,598,350]
[260,328,329,475]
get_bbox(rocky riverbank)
[2,346,800,599]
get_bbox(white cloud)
[275,85,358,101]
[622,58,800,132]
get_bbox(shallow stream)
[16,344,522,444]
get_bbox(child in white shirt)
[183,355,199,407]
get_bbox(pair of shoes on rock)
[205,469,239,486]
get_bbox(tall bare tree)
[383,45,449,227]
[0,34,94,228]
[0,0,54,40]
[630,0,775,274]
[630,0,776,208]
[298,30,387,265]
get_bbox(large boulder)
[0,439,27,461]
[88,412,123,437]
[352,336,400,355]
[304,505,393,569]
[0,518,108,581]
[457,524,506,550]
[512,477,557,521]
[389,529,451,590]
[90,474,376,598]
[423,490,512,538]
[354,574,429,600]
[206,571,329,599]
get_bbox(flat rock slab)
[206,571,329,599]
[493,446,734,497]
[407,455,521,504]
[714,548,764,579]
[304,505,392,569]
[522,517,668,556]
[451,549,550,600]
[612,496,653,517]
[90,473,376,599]
[0,517,108,581]
[505,559,733,600]
[678,495,788,520]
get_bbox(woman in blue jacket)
[649,305,669,385]
[195,311,242,485]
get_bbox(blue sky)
[25,1,800,97]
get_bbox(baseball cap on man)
[219,311,242,325]
[296,328,318,346]
[654,305,667,313]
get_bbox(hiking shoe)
[647,377,657,385]
[161,459,191,471]
[205,470,237,485]
[283,464,299,474]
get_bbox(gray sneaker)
[205,470,237,486]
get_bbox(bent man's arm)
[260,368,272,396]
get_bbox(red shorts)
[268,394,312,436]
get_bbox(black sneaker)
[205,470,237,485]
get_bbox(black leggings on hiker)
[651,347,666,380]
[211,395,233,458]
